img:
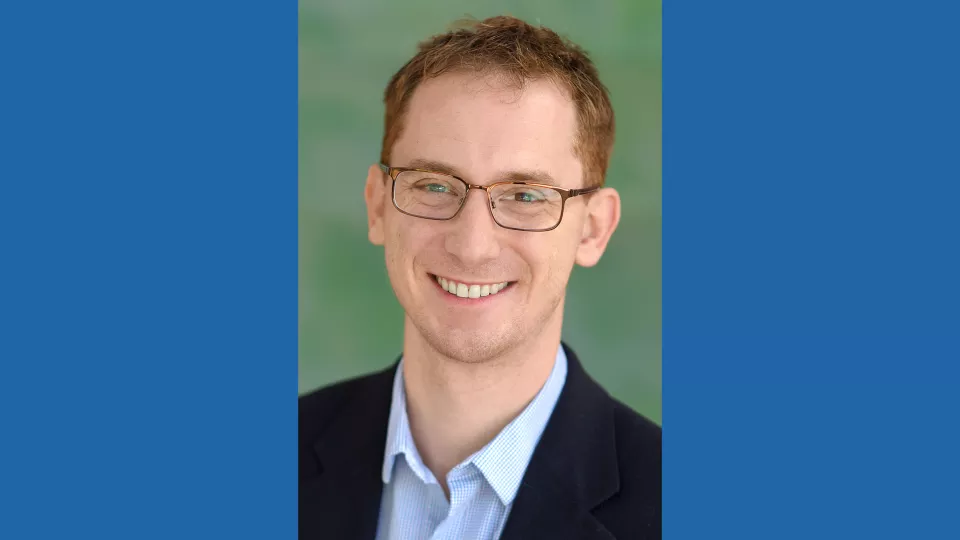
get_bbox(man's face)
[366,73,610,363]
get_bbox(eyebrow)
[404,158,560,186]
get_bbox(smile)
[431,274,514,299]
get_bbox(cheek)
[524,235,579,286]
[383,217,431,271]
[380,217,404,270]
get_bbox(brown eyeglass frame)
[379,164,599,232]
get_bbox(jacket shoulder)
[298,367,394,443]
[612,399,661,470]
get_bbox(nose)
[444,189,501,267]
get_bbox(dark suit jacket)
[299,343,661,539]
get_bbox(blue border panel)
[665,0,960,538]
[1,1,296,538]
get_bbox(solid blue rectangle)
[4,0,960,537]
[664,0,960,538]
[0,1,297,538]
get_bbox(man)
[299,15,661,540]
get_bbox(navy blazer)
[299,343,661,539]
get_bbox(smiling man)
[299,16,661,540]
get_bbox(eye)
[410,178,458,196]
[511,189,547,203]
[423,183,449,193]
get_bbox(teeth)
[435,276,510,299]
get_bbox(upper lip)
[431,273,512,285]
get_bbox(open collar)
[381,346,569,505]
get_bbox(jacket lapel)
[499,343,620,540]
[299,364,397,540]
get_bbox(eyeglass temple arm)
[569,186,600,197]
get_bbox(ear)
[575,187,621,267]
[364,164,387,246]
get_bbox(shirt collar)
[381,345,569,506]
[381,357,433,485]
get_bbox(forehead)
[392,73,582,187]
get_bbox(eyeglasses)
[379,164,599,232]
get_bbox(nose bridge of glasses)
[457,183,492,214]
[456,182,488,204]
[463,182,490,196]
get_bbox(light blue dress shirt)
[375,346,569,540]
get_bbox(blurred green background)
[299,0,661,424]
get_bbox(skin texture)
[364,72,621,493]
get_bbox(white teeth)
[435,276,511,299]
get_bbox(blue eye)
[425,183,448,193]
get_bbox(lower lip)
[430,275,514,305]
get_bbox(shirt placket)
[431,464,482,540]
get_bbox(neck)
[400,309,563,490]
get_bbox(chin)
[421,325,518,365]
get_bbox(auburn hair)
[380,16,615,187]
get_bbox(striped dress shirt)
[375,346,569,540]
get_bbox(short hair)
[380,15,616,187]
